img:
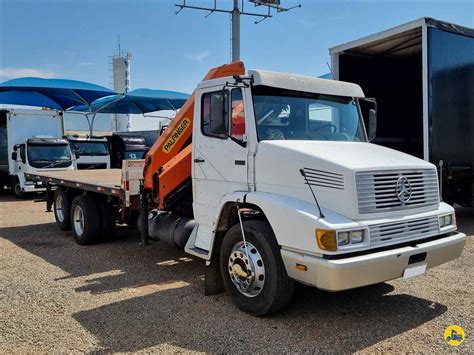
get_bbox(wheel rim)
[55,195,65,222]
[73,205,85,236]
[228,241,265,297]
[14,182,22,195]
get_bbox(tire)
[54,188,72,231]
[70,195,101,245]
[0,177,5,194]
[97,198,116,241]
[13,178,27,199]
[220,220,294,316]
[125,210,139,226]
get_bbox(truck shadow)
[0,191,45,202]
[1,221,448,352]
[73,282,446,353]
[0,222,203,294]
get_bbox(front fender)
[246,192,353,254]
[212,191,354,256]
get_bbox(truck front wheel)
[54,188,72,231]
[13,178,26,199]
[70,195,101,245]
[220,220,294,316]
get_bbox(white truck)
[27,62,466,316]
[67,135,110,170]
[0,108,74,198]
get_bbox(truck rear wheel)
[54,188,72,231]
[220,220,294,316]
[70,195,101,245]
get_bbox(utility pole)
[175,0,301,62]
[231,0,240,62]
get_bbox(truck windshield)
[28,144,72,168]
[70,141,109,156]
[252,86,367,142]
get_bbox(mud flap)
[204,258,225,296]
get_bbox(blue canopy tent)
[70,88,190,134]
[0,77,115,134]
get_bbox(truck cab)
[180,68,465,314]
[12,137,74,197]
[0,108,75,198]
[67,135,110,170]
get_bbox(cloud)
[0,67,57,80]
[185,50,210,63]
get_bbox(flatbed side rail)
[25,172,124,199]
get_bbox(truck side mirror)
[359,97,377,142]
[368,109,377,142]
[11,151,17,161]
[74,150,80,159]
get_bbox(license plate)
[403,263,427,279]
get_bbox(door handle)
[194,158,205,163]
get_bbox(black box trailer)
[330,17,474,206]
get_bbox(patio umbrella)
[0,77,116,134]
[70,88,190,134]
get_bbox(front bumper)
[281,232,467,291]
[24,183,46,192]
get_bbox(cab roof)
[197,68,365,98]
[249,69,365,98]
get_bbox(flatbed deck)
[26,169,124,197]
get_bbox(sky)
[1,0,473,95]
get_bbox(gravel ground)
[0,193,472,353]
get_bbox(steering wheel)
[313,123,337,133]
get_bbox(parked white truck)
[27,62,466,316]
[67,135,110,170]
[0,108,74,197]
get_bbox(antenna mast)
[175,0,301,62]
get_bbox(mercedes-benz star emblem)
[396,176,412,203]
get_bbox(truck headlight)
[316,229,367,251]
[337,231,350,246]
[439,213,456,229]
[351,230,364,244]
[338,230,365,246]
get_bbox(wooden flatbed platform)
[26,169,124,197]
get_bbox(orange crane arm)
[143,61,245,207]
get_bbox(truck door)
[15,144,26,173]
[192,87,251,249]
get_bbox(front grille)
[303,167,344,190]
[356,169,439,214]
[369,216,439,247]
[77,163,107,170]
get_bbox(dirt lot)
[0,194,472,353]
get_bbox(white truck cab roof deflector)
[249,69,365,98]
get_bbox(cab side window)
[231,89,245,141]
[201,91,228,138]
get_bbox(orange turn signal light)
[316,229,337,251]
[295,263,307,271]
